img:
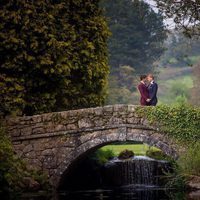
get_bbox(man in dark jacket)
[138,75,151,106]
[147,74,158,106]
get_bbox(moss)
[146,149,171,161]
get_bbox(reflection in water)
[58,187,171,200]
[18,187,193,200]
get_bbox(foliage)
[165,143,200,191]
[159,32,200,68]
[177,142,200,176]
[0,123,23,192]
[0,123,50,194]
[136,104,200,142]
[118,149,134,160]
[146,149,171,161]
[168,79,192,105]
[165,172,187,191]
[92,149,115,165]
[106,65,139,104]
[0,0,110,116]
[101,0,166,74]
[155,0,200,37]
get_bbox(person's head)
[147,74,154,82]
[140,75,147,82]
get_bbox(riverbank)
[188,176,200,191]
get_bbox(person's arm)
[151,83,158,99]
[138,84,149,101]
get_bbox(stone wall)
[6,105,179,188]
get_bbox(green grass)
[188,55,200,64]
[164,75,193,87]
[158,70,194,105]
[100,144,160,156]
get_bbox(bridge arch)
[7,105,179,188]
[57,126,178,189]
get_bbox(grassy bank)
[101,144,159,156]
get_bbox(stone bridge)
[7,105,179,188]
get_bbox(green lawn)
[100,144,160,156]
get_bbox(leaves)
[136,104,200,143]
[101,0,167,73]
[0,0,110,116]
[155,0,200,37]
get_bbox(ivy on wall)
[136,105,200,143]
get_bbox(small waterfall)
[102,156,170,187]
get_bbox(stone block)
[32,127,45,134]
[94,107,103,116]
[66,123,78,130]
[127,105,137,112]
[42,113,53,122]
[23,144,33,154]
[10,129,21,137]
[109,117,124,125]
[103,105,114,114]
[113,104,127,112]
[33,142,46,151]
[41,149,53,156]
[78,118,93,129]
[20,126,32,136]
[55,124,66,132]
[126,117,140,124]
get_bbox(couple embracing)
[138,74,158,106]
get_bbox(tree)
[159,31,200,68]
[155,0,200,37]
[101,0,166,104]
[106,65,139,104]
[0,0,110,116]
[101,0,166,73]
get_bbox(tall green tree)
[0,0,110,116]
[101,0,166,74]
[101,0,166,104]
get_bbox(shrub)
[92,149,115,165]
[146,149,171,161]
[0,123,50,194]
[118,149,134,160]
[177,142,200,176]
[0,124,23,193]
[0,0,110,116]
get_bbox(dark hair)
[140,75,147,81]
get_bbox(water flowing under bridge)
[7,105,179,188]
